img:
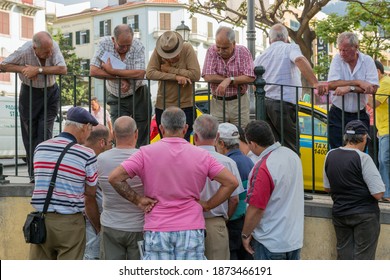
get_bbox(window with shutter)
[124,15,139,32]
[159,13,170,31]
[21,16,34,39]
[64,32,73,46]
[0,11,10,35]
[106,20,111,36]
[99,21,104,37]
[207,22,213,38]
[76,31,81,45]
[191,17,197,34]
[99,20,111,36]
[85,30,90,43]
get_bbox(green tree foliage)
[51,30,89,106]
[316,0,390,60]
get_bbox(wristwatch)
[241,233,251,239]
[349,86,355,92]
[38,67,43,74]
[230,76,235,84]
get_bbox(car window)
[299,115,327,137]
[196,101,210,114]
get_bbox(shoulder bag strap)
[42,142,77,214]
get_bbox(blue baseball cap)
[67,106,98,126]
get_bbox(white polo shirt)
[254,41,304,104]
[328,52,379,112]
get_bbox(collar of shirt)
[57,132,77,143]
[198,145,216,152]
[259,142,281,160]
[226,148,243,158]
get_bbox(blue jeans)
[83,219,100,260]
[379,135,390,198]
[252,239,301,260]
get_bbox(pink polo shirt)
[121,137,225,232]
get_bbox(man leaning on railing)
[327,32,379,149]
[90,24,151,148]
[0,31,67,182]
[253,23,328,154]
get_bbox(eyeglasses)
[115,40,132,49]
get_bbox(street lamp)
[175,20,190,42]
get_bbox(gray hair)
[193,114,219,141]
[33,31,53,48]
[337,32,359,48]
[220,138,240,150]
[114,24,133,40]
[114,116,137,139]
[216,26,235,43]
[269,23,288,43]
[343,133,365,145]
[65,120,84,129]
[161,106,186,132]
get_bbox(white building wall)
[0,3,46,96]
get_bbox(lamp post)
[247,0,256,59]
[175,20,191,41]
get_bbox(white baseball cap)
[218,123,239,139]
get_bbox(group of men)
[1,20,388,261]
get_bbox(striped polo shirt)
[31,132,98,214]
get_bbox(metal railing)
[1,68,389,194]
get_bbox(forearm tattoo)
[112,181,139,205]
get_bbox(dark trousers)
[19,83,60,177]
[107,85,152,148]
[328,105,370,149]
[265,98,299,154]
[332,212,380,260]
[155,106,196,142]
[226,216,253,260]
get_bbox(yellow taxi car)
[150,92,328,192]
[298,102,328,192]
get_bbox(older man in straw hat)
[146,31,200,141]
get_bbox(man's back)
[32,136,97,214]
[98,148,144,231]
[121,137,224,232]
[248,144,304,252]
[199,146,243,219]
[254,41,303,103]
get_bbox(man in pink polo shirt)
[109,106,238,260]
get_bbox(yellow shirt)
[375,75,390,136]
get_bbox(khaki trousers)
[205,217,230,260]
[29,212,85,260]
[210,93,249,128]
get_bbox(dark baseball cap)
[67,106,98,126]
[345,120,370,139]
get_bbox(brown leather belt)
[213,92,246,101]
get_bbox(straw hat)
[156,31,184,59]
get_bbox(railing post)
[254,66,266,121]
